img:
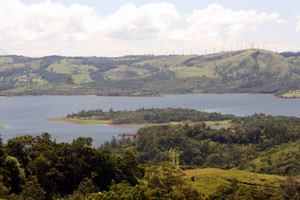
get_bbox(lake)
[0,94,300,147]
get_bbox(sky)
[0,0,300,57]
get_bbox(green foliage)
[133,113,300,172]
[2,110,300,198]
[1,134,144,199]
[19,178,46,200]
[1,50,300,96]
[281,90,300,98]
[66,108,235,125]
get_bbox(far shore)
[1,92,299,99]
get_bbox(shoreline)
[0,92,299,99]
[47,117,231,128]
[47,117,167,127]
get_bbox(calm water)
[0,94,299,147]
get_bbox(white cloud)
[0,0,100,42]
[101,2,181,40]
[297,19,300,32]
[0,1,289,56]
[168,3,280,42]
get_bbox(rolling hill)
[0,49,299,96]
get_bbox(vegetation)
[100,112,300,175]
[2,109,300,199]
[0,126,5,129]
[1,49,300,97]
[184,168,283,197]
[51,108,235,126]
[0,134,203,200]
[281,90,300,98]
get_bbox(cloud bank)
[0,0,290,56]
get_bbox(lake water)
[0,94,300,147]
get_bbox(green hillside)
[246,140,300,175]
[184,168,283,197]
[0,49,300,96]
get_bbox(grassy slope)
[246,140,300,175]
[281,90,300,98]
[183,168,283,197]
[1,49,300,96]
[47,59,97,84]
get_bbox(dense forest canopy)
[0,49,300,96]
[65,108,236,124]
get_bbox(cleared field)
[184,168,283,197]
[169,66,215,78]
[203,120,231,127]
[281,91,300,98]
[104,65,149,80]
[47,59,97,84]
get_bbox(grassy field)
[246,140,300,174]
[104,65,149,80]
[203,120,231,127]
[183,168,284,197]
[46,59,97,84]
[169,66,215,78]
[281,90,300,98]
[0,126,5,129]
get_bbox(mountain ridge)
[0,49,299,96]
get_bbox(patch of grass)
[0,126,5,129]
[169,66,215,78]
[281,90,300,98]
[46,59,97,84]
[104,65,149,80]
[203,120,232,127]
[0,57,13,64]
[184,168,283,197]
[246,140,300,174]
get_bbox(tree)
[5,156,26,194]
[19,178,46,200]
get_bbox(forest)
[63,108,235,125]
[2,110,300,199]
[0,49,300,97]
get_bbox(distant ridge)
[0,49,299,96]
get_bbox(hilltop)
[0,49,299,96]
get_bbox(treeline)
[0,134,202,200]
[67,108,235,124]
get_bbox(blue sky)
[1,0,299,56]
